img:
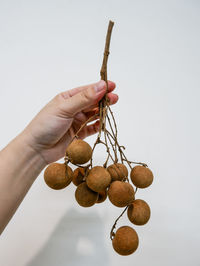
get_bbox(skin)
[0,80,118,234]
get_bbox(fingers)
[59,80,115,117]
[79,80,116,94]
[107,92,119,105]
[61,80,116,99]
[82,92,118,113]
[74,110,99,125]
[78,120,100,139]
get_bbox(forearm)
[0,131,46,234]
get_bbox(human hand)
[22,80,118,165]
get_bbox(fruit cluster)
[43,20,154,256]
[44,138,153,255]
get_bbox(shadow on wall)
[27,208,109,266]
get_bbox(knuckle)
[81,88,95,104]
[53,92,69,105]
[53,93,62,102]
[60,91,70,99]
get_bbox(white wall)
[0,0,200,265]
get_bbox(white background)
[0,0,200,265]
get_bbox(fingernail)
[94,80,106,93]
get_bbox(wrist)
[16,130,48,171]
[0,131,48,183]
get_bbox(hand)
[22,80,118,165]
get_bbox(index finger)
[61,80,116,99]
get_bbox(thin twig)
[110,206,129,240]
[127,160,148,167]
[99,20,114,133]
[103,123,115,166]
[105,129,118,162]
[90,21,115,167]
[107,105,118,141]
[100,20,114,83]
[90,136,101,168]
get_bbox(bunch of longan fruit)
[43,20,154,256]
[44,138,153,256]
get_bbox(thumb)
[60,80,106,116]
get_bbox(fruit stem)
[99,20,114,136]
[110,205,129,240]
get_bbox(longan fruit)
[127,199,151,225]
[108,181,135,207]
[107,163,128,181]
[112,226,139,255]
[72,167,86,186]
[130,165,153,188]
[66,139,92,165]
[96,190,107,203]
[86,166,111,192]
[75,182,98,207]
[44,163,73,190]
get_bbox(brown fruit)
[107,163,128,181]
[44,163,73,190]
[96,190,107,203]
[108,181,135,207]
[127,199,151,225]
[112,226,139,255]
[66,139,92,165]
[130,166,153,188]
[72,167,86,186]
[86,166,111,192]
[75,182,98,207]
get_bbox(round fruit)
[75,182,98,207]
[96,190,107,203]
[130,165,153,188]
[108,181,135,207]
[66,139,92,165]
[127,199,151,225]
[107,163,128,181]
[72,167,86,186]
[86,166,111,192]
[44,163,73,190]
[112,226,139,255]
